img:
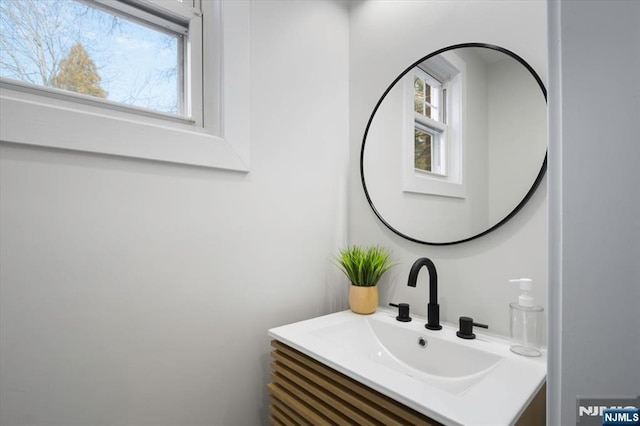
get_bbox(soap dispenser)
[509,278,543,357]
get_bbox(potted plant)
[334,245,396,314]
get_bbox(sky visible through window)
[0,0,179,114]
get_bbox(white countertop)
[268,308,546,426]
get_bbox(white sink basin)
[269,309,546,426]
[310,314,502,395]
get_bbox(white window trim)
[403,53,466,198]
[0,0,251,172]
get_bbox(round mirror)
[361,43,547,245]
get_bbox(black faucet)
[407,257,442,330]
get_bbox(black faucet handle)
[456,316,488,339]
[389,303,412,322]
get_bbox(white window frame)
[0,0,251,172]
[403,53,465,198]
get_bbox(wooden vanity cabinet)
[268,340,545,426]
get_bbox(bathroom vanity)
[268,309,546,425]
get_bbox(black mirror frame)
[360,42,548,246]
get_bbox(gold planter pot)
[348,285,378,314]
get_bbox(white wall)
[349,1,548,339]
[487,56,547,222]
[0,1,349,425]
[462,50,491,234]
[547,1,640,424]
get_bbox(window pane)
[424,82,432,105]
[428,85,438,121]
[414,128,432,172]
[414,76,424,99]
[414,75,434,118]
[414,76,424,114]
[0,0,182,114]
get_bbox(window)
[413,69,446,175]
[404,53,465,198]
[0,0,251,171]
[1,0,188,117]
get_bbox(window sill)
[0,89,248,171]
[403,174,466,199]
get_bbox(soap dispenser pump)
[509,278,543,357]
